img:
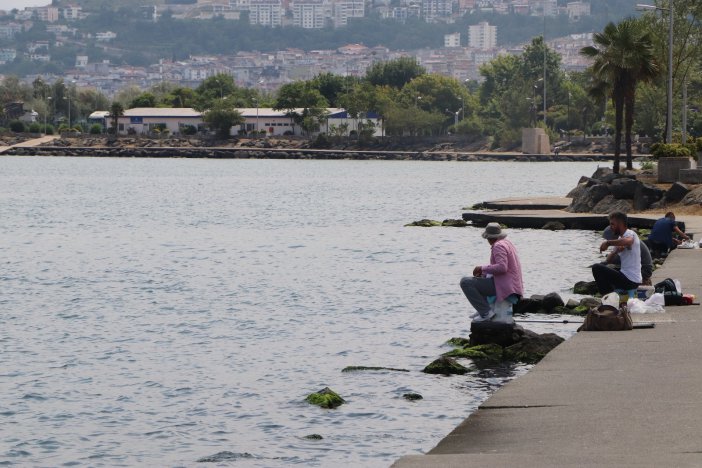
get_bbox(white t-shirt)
[619,229,642,284]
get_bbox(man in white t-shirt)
[591,211,642,295]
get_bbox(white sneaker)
[472,311,496,323]
[469,312,480,319]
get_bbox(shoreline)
[2,145,616,162]
[394,217,702,467]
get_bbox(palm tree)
[109,102,124,136]
[581,19,659,172]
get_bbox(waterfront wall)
[5,146,615,162]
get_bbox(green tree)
[273,81,328,135]
[130,92,157,108]
[311,73,358,107]
[365,57,426,89]
[203,100,244,138]
[582,18,659,172]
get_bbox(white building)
[117,108,204,135]
[34,7,60,22]
[75,55,88,68]
[0,23,23,39]
[233,107,383,137]
[468,21,497,50]
[332,0,365,27]
[291,0,331,29]
[566,1,590,21]
[248,0,284,26]
[0,48,17,64]
[95,31,117,42]
[421,0,452,23]
[61,5,83,20]
[444,32,461,48]
[530,0,558,16]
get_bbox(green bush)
[695,137,702,153]
[450,115,484,140]
[44,124,54,135]
[89,124,103,134]
[9,121,25,133]
[311,132,331,148]
[651,143,692,159]
[182,125,197,136]
[28,123,41,133]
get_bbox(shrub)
[182,125,197,136]
[311,133,331,148]
[9,121,25,133]
[89,124,103,134]
[28,123,41,133]
[651,143,692,159]
[695,137,702,153]
[44,124,54,135]
[450,115,484,140]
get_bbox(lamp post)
[637,1,673,143]
[415,95,422,107]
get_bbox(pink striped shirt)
[482,238,524,301]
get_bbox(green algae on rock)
[422,356,469,375]
[341,366,409,373]
[305,387,346,409]
[445,337,471,347]
[574,281,599,296]
[442,343,503,361]
[503,330,564,364]
[441,219,469,227]
[405,219,442,227]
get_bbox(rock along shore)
[3,145,616,162]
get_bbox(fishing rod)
[515,319,656,329]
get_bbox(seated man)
[603,226,653,285]
[592,212,642,295]
[460,223,524,322]
[647,212,689,257]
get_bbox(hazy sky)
[3,0,50,10]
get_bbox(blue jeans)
[460,276,496,317]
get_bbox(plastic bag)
[645,293,665,306]
[602,292,620,308]
[627,298,664,314]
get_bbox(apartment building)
[468,21,496,50]
[248,0,284,26]
[291,0,330,29]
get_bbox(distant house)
[116,107,204,135]
[233,107,383,136]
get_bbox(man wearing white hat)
[460,222,524,322]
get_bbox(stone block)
[664,182,691,203]
[522,128,550,155]
[678,169,702,185]
[658,157,692,183]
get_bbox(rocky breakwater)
[565,167,701,213]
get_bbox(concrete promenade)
[394,217,702,467]
[0,135,59,154]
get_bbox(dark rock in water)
[422,356,469,375]
[542,292,565,311]
[573,281,598,295]
[568,183,611,212]
[304,434,324,440]
[665,182,691,203]
[566,183,588,200]
[542,221,565,231]
[503,330,565,364]
[592,195,633,214]
[610,178,640,200]
[403,393,424,401]
[197,452,254,463]
[341,366,409,373]
[513,297,542,315]
[405,219,442,227]
[599,172,630,184]
[443,343,503,361]
[566,298,580,309]
[442,219,469,227]
[305,387,346,409]
[469,321,519,347]
[633,183,665,211]
[445,337,471,347]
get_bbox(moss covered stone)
[504,330,564,364]
[305,387,346,409]
[443,343,503,361]
[442,219,469,227]
[405,219,442,227]
[303,434,324,440]
[573,305,591,315]
[341,366,409,373]
[445,337,471,347]
[573,280,599,295]
[403,393,423,401]
[422,356,469,375]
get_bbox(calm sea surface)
[0,157,604,467]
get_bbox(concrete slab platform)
[473,197,572,211]
[462,210,665,230]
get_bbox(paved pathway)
[0,135,59,154]
[394,216,702,467]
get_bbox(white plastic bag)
[645,293,665,307]
[602,292,620,308]
[627,298,664,314]
[674,279,682,293]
